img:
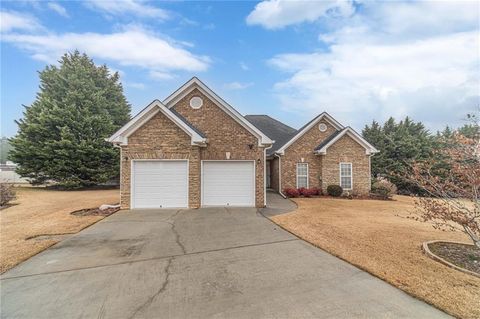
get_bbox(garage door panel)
[202,161,255,207]
[132,161,188,208]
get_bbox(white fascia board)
[107,99,160,144]
[314,128,379,155]
[157,104,206,145]
[163,77,273,146]
[276,112,344,155]
[107,100,206,146]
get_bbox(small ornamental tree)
[8,51,131,188]
[408,113,479,249]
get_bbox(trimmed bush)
[0,183,16,206]
[371,178,397,200]
[297,187,307,196]
[327,184,343,197]
[284,188,300,198]
[301,187,320,197]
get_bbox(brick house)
[108,77,378,209]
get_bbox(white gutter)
[274,153,287,198]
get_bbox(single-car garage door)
[132,160,188,209]
[202,161,255,207]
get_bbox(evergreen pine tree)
[363,116,433,194]
[9,51,131,188]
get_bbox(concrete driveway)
[1,201,449,318]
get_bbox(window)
[340,163,352,190]
[296,163,308,188]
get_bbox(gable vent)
[190,96,203,109]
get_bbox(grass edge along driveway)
[0,187,119,273]
[270,195,480,319]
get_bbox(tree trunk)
[464,226,480,249]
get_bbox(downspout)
[111,142,122,208]
[264,144,273,207]
[274,153,287,198]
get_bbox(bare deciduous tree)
[408,113,479,249]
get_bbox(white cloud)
[240,62,249,71]
[224,81,253,90]
[47,2,69,18]
[2,25,210,76]
[246,0,354,29]
[0,10,42,33]
[149,70,175,80]
[262,1,480,130]
[270,30,479,130]
[370,1,479,38]
[84,0,170,19]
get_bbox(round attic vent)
[319,123,327,132]
[189,96,203,109]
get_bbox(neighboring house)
[108,77,378,209]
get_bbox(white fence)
[0,170,29,184]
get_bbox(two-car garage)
[131,160,255,209]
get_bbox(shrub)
[297,187,307,196]
[327,184,343,197]
[283,188,300,198]
[301,187,320,197]
[0,183,16,206]
[371,178,397,200]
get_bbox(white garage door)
[202,161,255,207]
[132,160,188,209]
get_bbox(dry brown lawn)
[271,195,480,319]
[0,187,119,273]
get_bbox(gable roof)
[313,129,345,152]
[275,112,344,155]
[163,77,273,146]
[314,127,379,155]
[170,108,206,138]
[245,115,296,156]
[107,100,207,146]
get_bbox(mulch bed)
[71,207,120,217]
[428,242,480,275]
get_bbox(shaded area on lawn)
[271,195,480,319]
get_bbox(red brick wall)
[171,88,265,207]
[281,119,337,191]
[120,111,201,209]
[279,120,371,195]
[321,134,371,195]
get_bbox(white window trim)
[296,163,309,189]
[339,162,353,190]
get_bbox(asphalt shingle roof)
[244,115,297,155]
[313,129,346,152]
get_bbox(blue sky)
[1,0,479,138]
